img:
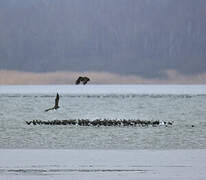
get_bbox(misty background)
[0,0,206,81]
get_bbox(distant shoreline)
[1,70,206,85]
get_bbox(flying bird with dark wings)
[45,93,60,112]
[75,76,90,85]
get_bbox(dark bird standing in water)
[25,121,32,125]
[45,93,60,112]
[75,76,90,85]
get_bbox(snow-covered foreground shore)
[0,149,205,180]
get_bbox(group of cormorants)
[26,119,173,127]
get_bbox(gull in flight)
[45,93,60,112]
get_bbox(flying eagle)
[75,76,90,85]
[45,93,60,112]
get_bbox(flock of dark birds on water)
[25,76,174,127]
[26,119,173,127]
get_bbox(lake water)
[0,85,206,149]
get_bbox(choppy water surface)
[0,85,206,149]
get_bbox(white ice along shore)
[0,149,206,180]
[1,84,206,95]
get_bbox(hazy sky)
[0,0,206,80]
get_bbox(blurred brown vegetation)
[1,70,206,85]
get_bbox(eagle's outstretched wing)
[44,107,54,112]
[82,77,90,85]
[75,76,82,84]
[54,93,59,108]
